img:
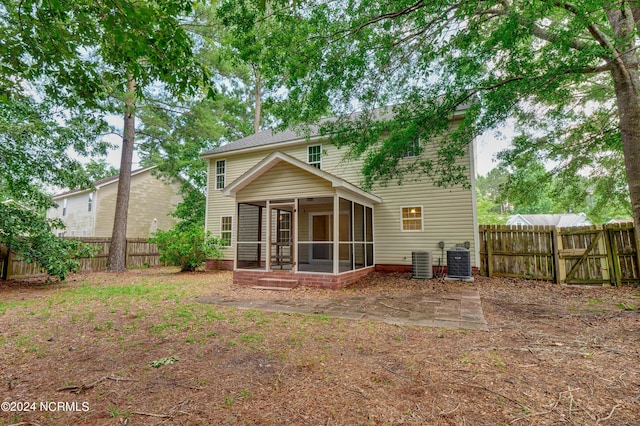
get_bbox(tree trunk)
[106,76,136,272]
[608,8,640,265]
[253,66,261,134]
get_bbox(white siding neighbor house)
[201,109,479,288]
[47,167,183,238]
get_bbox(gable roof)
[506,213,590,227]
[51,166,155,200]
[222,151,381,204]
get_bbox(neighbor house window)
[403,140,421,158]
[220,216,232,246]
[215,160,226,190]
[401,206,423,231]
[62,199,68,216]
[308,145,322,169]
[88,193,93,212]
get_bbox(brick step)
[256,278,299,289]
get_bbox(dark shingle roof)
[200,125,323,157]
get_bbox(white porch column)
[265,200,270,272]
[294,198,299,272]
[333,194,339,275]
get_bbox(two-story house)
[48,166,183,238]
[201,109,479,288]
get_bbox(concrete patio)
[198,287,489,331]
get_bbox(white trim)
[469,137,480,267]
[333,194,340,274]
[400,205,424,232]
[204,160,210,233]
[222,151,381,204]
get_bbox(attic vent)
[412,251,433,279]
[447,247,472,279]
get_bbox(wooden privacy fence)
[479,223,640,285]
[1,238,160,280]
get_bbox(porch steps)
[253,278,299,290]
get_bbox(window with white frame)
[403,140,421,158]
[62,198,68,216]
[308,145,322,169]
[401,206,423,231]
[220,216,232,246]
[88,193,93,212]
[215,160,226,190]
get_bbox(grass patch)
[617,303,639,311]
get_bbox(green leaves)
[150,225,224,272]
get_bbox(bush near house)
[150,225,224,272]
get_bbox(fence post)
[552,226,564,284]
[486,228,494,278]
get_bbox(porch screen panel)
[339,198,353,271]
[354,203,365,268]
[366,207,374,266]
[297,197,335,273]
[237,203,266,269]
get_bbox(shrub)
[150,225,224,272]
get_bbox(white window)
[401,206,423,232]
[403,140,421,158]
[62,199,68,216]
[88,193,93,212]
[215,160,226,190]
[220,216,232,246]
[308,145,322,169]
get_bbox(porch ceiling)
[222,151,381,204]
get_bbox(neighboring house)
[47,166,183,238]
[506,213,591,227]
[201,108,479,288]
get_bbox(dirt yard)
[1,268,639,425]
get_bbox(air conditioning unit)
[412,251,433,279]
[447,247,472,280]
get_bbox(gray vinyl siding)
[206,130,477,267]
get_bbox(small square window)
[220,216,232,246]
[308,145,322,169]
[401,206,423,231]
[215,160,226,190]
[403,140,421,158]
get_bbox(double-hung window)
[401,206,423,231]
[308,145,322,169]
[215,160,226,190]
[220,216,232,246]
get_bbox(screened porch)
[235,196,375,275]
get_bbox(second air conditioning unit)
[447,247,472,279]
[412,251,433,279]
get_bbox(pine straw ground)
[0,268,639,426]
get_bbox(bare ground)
[0,268,639,425]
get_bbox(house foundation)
[233,266,375,289]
